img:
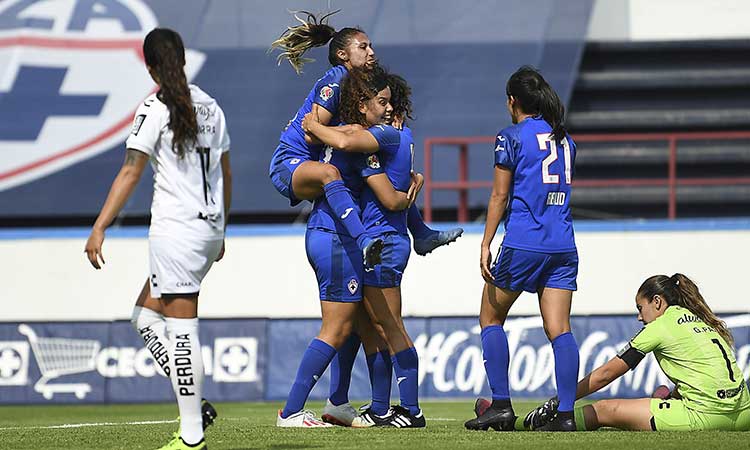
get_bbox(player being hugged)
[269,11,461,269]
[84,28,231,450]
[276,66,417,428]
[524,274,750,432]
[465,66,580,432]
[303,70,426,428]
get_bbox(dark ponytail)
[270,10,365,74]
[637,274,734,347]
[506,66,567,142]
[143,28,196,159]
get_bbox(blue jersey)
[494,116,576,253]
[277,65,347,161]
[306,145,368,234]
[360,125,413,236]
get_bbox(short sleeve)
[217,107,231,153]
[629,322,662,354]
[493,130,517,170]
[312,74,341,114]
[125,100,162,155]
[361,153,385,178]
[368,124,401,157]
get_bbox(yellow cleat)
[155,433,207,450]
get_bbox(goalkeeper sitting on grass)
[517,273,750,431]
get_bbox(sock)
[574,405,588,431]
[282,338,337,418]
[392,347,420,415]
[407,204,433,239]
[481,325,511,401]
[552,332,579,412]
[366,350,393,416]
[165,318,204,445]
[328,334,361,406]
[323,180,368,248]
[131,306,171,378]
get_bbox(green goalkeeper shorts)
[650,399,750,431]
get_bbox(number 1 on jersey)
[536,134,571,185]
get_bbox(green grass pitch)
[0,400,747,449]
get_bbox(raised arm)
[85,149,149,269]
[302,113,379,153]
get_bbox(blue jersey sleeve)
[312,72,342,114]
[368,124,401,154]
[361,153,385,178]
[493,130,518,170]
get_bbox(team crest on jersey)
[347,279,359,295]
[0,0,206,191]
[367,154,380,169]
[319,85,334,101]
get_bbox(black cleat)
[536,412,575,432]
[414,228,464,256]
[523,396,559,430]
[383,405,426,428]
[473,397,491,417]
[464,405,516,431]
[350,406,394,428]
[201,398,218,430]
[363,237,384,269]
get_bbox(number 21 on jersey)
[536,134,572,185]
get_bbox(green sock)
[514,415,528,431]
[574,406,588,431]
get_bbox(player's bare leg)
[466,283,521,431]
[362,286,411,354]
[581,399,653,431]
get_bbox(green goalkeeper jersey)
[629,305,749,413]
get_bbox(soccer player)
[523,274,750,432]
[84,28,230,450]
[464,66,580,432]
[303,70,426,428]
[269,11,461,267]
[277,67,416,428]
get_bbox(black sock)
[491,398,512,410]
[558,410,574,421]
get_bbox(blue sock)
[366,350,392,416]
[328,334,361,406]
[407,204,433,239]
[323,180,368,248]
[552,332,579,412]
[282,338,336,418]
[392,347,420,415]
[481,325,510,401]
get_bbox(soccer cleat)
[350,406,394,428]
[156,433,207,450]
[363,237,384,269]
[413,228,464,256]
[276,409,333,428]
[473,397,491,417]
[536,413,575,432]
[383,405,426,428]
[321,399,358,427]
[201,399,218,430]
[464,404,516,431]
[523,396,559,430]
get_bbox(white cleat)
[276,409,333,428]
[321,399,358,426]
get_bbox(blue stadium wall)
[0,0,593,217]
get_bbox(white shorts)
[148,236,223,298]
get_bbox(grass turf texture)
[0,401,746,449]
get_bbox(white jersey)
[126,84,230,240]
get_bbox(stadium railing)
[423,131,750,222]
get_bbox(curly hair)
[269,10,364,74]
[339,66,389,126]
[386,73,413,124]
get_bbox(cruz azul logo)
[0,0,205,190]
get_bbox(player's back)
[497,116,576,253]
[127,84,230,240]
[278,65,347,162]
[360,125,412,235]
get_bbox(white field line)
[0,419,177,431]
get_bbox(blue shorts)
[269,144,308,206]
[364,233,411,288]
[305,228,363,302]
[490,246,578,293]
